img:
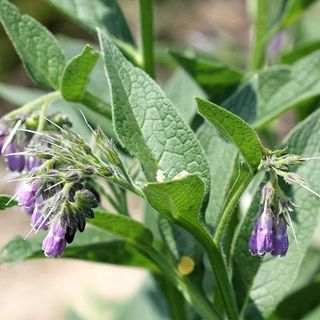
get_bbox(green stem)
[7,91,60,119]
[139,0,155,78]
[250,0,268,71]
[37,100,49,132]
[214,167,253,245]
[145,247,221,320]
[179,221,238,320]
[155,276,187,320]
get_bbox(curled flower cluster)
[249,182,290,257]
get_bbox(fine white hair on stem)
[43,116,67,133]
[43,180,65,192]
[299,183,320,199]
[303,156,320,161]
[17,128,46,136]
[3,151,31,157]
[80,109,96,136]
[286,213,299,249]
[1,119,22,154]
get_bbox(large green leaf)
[225,51,320,128]
[0,195,18,210]
[196,124,237,230]
[170,50,243,103]
[0,0,65,89]
[98,30,210,191]
[0,228,157,271]
[90,210,153,249]
[232,108,320,319]
[61,44,99,101]
[164,68,206,124]
[197,98,262,172]
[47,0,134,46]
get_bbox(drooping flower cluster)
[249,182,290,257]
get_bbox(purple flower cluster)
[249,209,289,257]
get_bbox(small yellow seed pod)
[177,256,196,276]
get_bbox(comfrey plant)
[1,0,320,319]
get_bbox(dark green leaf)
[98,30,210,192]
[47,0,135,46]
[0,228,157,271]
[61,45,99,101]
[0,195,18,210]
[225,51,320,128]
[197,97,262,172]
[0,0,65,89]
[90,210,153,249]
[170,50,243,103]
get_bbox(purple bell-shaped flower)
[27,155,43,171]
[249,207,274,256]
[42,219,67,257]
[271,216,289,257]
[31,197,48,230]
[4,142,25,172]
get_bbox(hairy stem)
[139,0,155,78]
[250,0,268,71]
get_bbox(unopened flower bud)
[4,142,25,172]
[271,216,289,257]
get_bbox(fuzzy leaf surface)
[197,98,262,172]
[98,30,210,190]
[0,0,65,89]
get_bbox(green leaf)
[47,0,135,46]
[225,51,320,128]
[196,124,237,230]
[234,109,320,319]
[280,40,320,64]
[98,30,210,191]
[280,0,318,28]
[0,82,44,106]
[0,195,18,210]
[0,228,157,271]
[0,0,65,89]
[90,210,153,249]
[143,175,205,227]
[164,68,206,124]
[274,277,320,320]
[61,45,99,101]
[170,50,243,103]
[197,97,262,172]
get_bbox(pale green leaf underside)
[47,0,134,46]
[61,44,99,101]
[197,97,262,171]
[239,109,320,319]
[225,51,320,128]
[0,0,65,89]
[98,30,210,191]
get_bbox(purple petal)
[271,217,289,257]
[42,220,67,257]
[4,143,25,172]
